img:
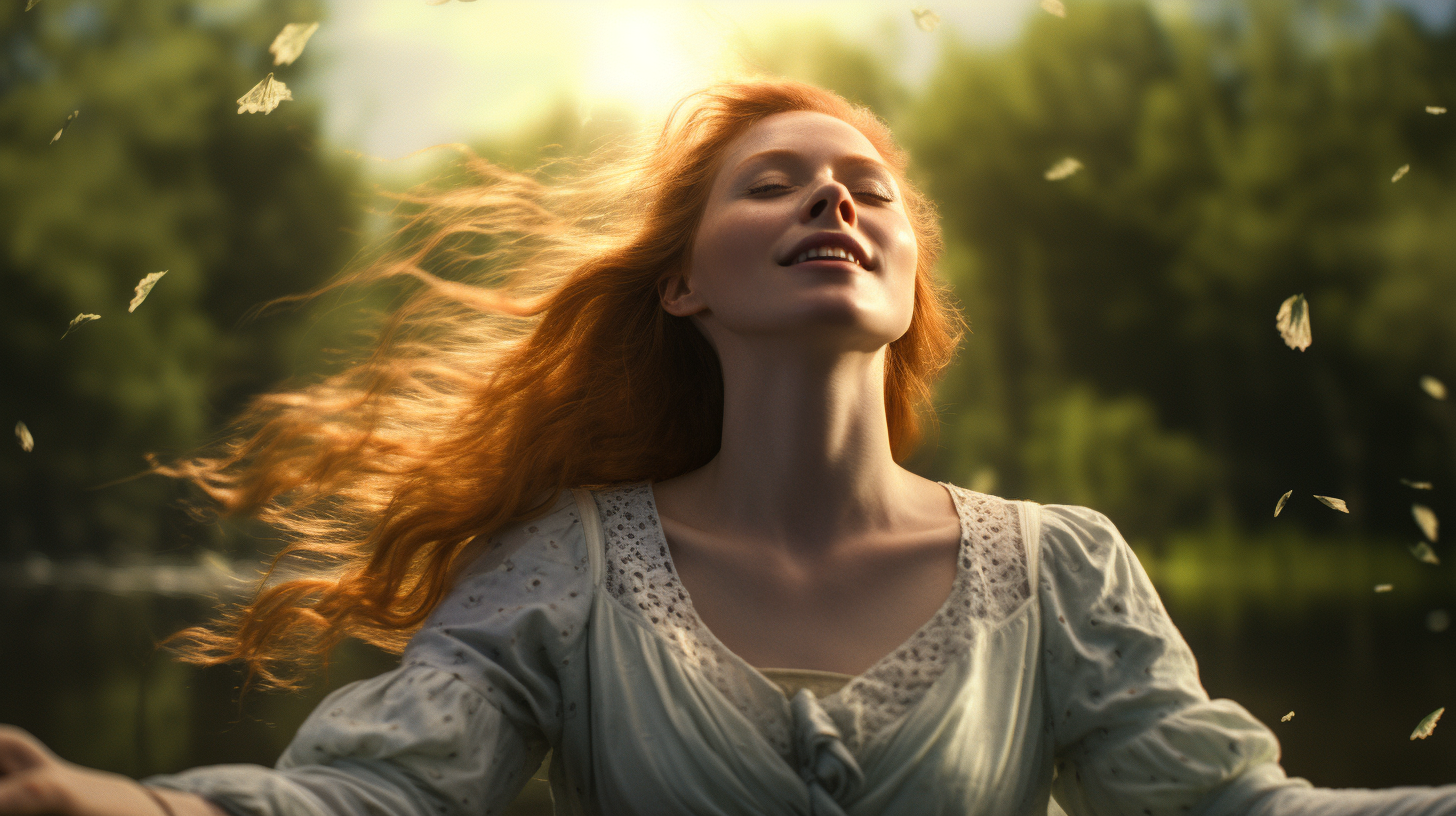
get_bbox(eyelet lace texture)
[595,481,1030,755]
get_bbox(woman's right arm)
[0,725,226,816]
[1,491,592,816]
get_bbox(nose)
[802,180,855,227]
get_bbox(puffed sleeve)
[1039,504,1456,816]
[139,491,593,816]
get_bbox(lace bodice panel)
[595,481,1031,755]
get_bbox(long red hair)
[158,77,967,692]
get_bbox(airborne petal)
[15,422,33,452]
[270,22,319,66]
[1411,707,1444,740]
[1413,504,1439,543]
[1274,490,1292,517]
[128,270,167,313]
[1275,294,1311,351]
[237,73,293,115]
[61,313,100,338]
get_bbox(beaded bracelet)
[140,785,179,816]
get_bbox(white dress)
[142,482,1456,815]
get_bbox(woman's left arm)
[1038,504,1456,816]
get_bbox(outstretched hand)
[0,725,166,816]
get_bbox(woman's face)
[664,110,919,355]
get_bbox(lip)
[779,232,874,270]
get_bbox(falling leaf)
[269,22,319,66]
[1428,106,1447,115]
[50,110,78,145]
[1420,376,1447,400]
[1313,495,1348,513]
[1041,0,1067,17]
[1281,711,1295,722]
[61,313,100,339]
[1274,294,1311,351]
[1411,542,1440,565]
[1044,157,1083,181]
[911,7,940,31]
[1411,707,1444,740]
[14,422,33,452]
[1413,504,1439,542]
[128,270,167,313]
[1375,584,1393,593]
[1392,164,1410,182]
[1274,490,1292,517]
[1402,478,1434,490]
[237,73,293,115]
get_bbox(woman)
[1,78,1453,816]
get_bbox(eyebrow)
[731,148,892,178]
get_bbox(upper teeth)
[793,246,860,265]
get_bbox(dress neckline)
[641,480,970,700]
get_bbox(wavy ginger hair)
[159,78,966,692]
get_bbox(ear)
[658,269,704,318]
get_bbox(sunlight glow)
[579,6,735,124]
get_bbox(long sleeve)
[1037,504,1456,816]
[141,491,593,816]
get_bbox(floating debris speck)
[1281,711,1295,722]
[911,7,940,31]
[1411,542,1440,565]
[1401,478,1434,490]
[50,110,78,145]
[1041,0,1067,17]
[1392,164,1410,183]
[1427,106,1447,115]
[1313,495,1348,513]
[1428,610,1451,633]
[1420,376,1447,400]
[1044,157,1083,181]
[1375,584,1393,593]
[15,422,33,452]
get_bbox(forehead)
[717,110,887,176]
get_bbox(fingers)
[0,767,72,815]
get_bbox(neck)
[686,341,918,552]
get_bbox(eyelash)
[747,182,895,203]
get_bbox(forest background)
[3,0,1456,810]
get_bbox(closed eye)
[747,183,792,195]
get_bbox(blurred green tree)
[910,0,1456,542]
[0,0,363,561]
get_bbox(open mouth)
[786,246,864,267]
